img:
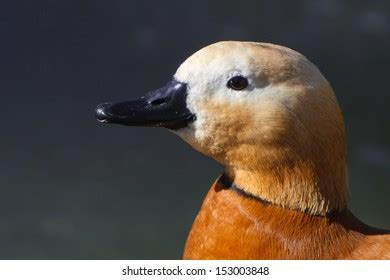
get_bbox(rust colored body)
[183,177,390,260]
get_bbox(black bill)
[95,79,195,130]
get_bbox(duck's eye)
[227,76,248,90]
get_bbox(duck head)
[96,41,348,215]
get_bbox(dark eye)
[227,76,248,90]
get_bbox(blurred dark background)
[0,0,389,259]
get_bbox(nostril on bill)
[149,98,166,106]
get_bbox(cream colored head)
[174,41,348,215]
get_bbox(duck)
[95,41,390,259]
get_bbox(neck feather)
[224,144,349,215]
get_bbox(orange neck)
[183,176,372,260]
[222,117,349,215]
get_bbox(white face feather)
[169,41,347,215]
[172,41,331,165]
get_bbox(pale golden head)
[174,41,348,215]
[96,41,349,215]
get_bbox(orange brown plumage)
[183,176,390,259]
